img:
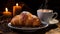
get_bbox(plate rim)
[8,22,49,30]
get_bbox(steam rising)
[39,0,48,9]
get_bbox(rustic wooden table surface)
[0,19,60,34]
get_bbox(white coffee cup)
[37,9,58,23]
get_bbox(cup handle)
[52,12,58,19]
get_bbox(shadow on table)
[34,24,58,34]
[11,24,58,34]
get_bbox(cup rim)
[37,9,53,13]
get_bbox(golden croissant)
[11,11,41,27]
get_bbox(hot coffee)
[37,9,52,13]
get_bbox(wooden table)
[46,20,60,34]
[0,19,60,34]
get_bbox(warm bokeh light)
[16,3,18,6]
[5,8,8,12]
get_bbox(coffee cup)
[37,9,58,23]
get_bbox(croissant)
[11,11,41,27]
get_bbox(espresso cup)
[37,9,58,23]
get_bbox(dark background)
[0,0,60,19]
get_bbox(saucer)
[49,19,59,24]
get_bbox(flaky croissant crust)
[11,11,41,27]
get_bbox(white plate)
[8,22,49,32]
[49,19,59,24]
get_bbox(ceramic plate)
[8,21,49,32]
